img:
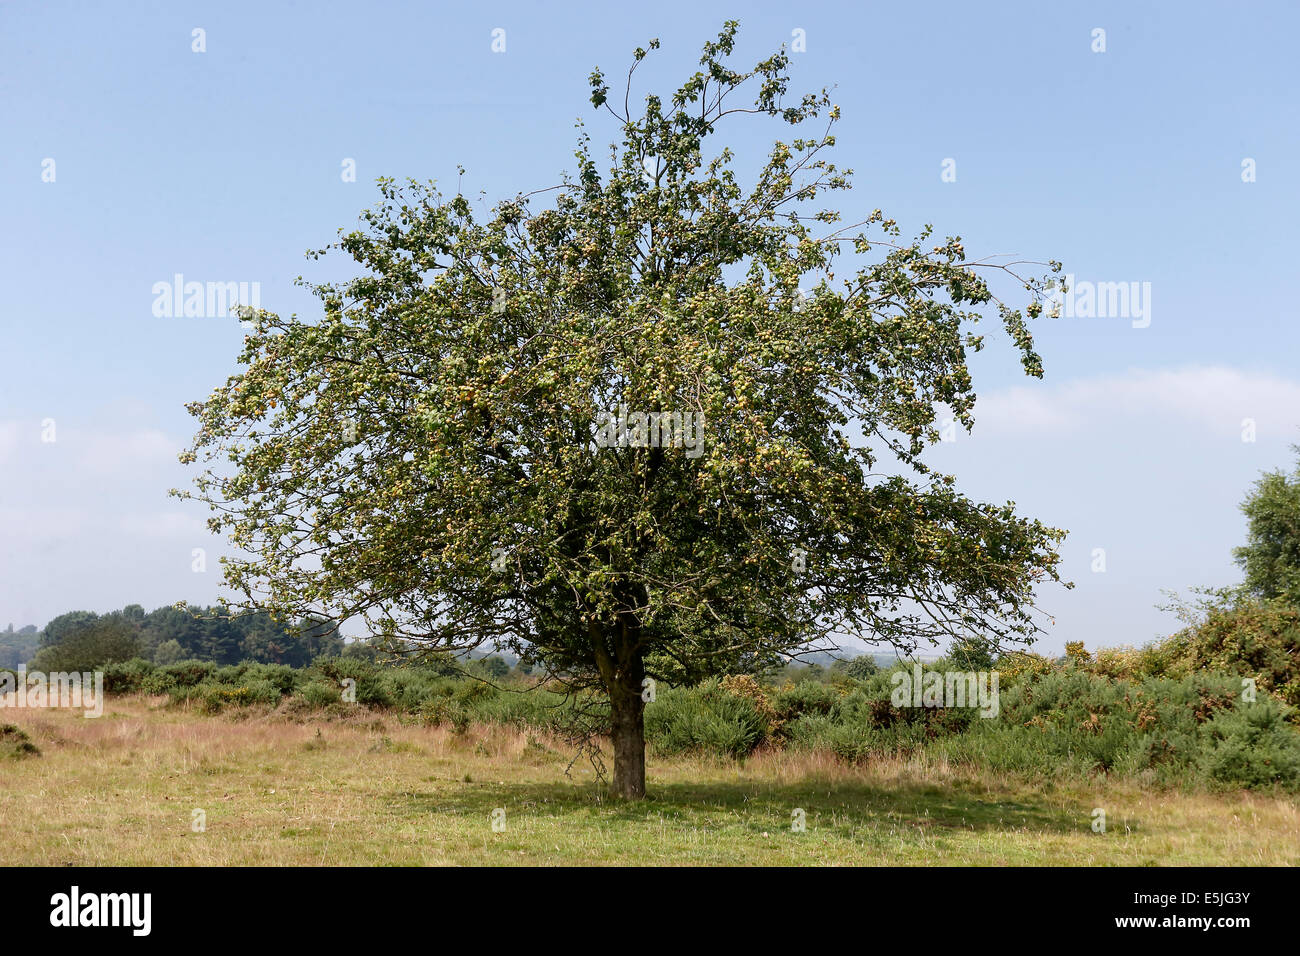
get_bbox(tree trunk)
[609,679,646,799]
[590,616,647,799]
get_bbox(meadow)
[1,694,1297,866]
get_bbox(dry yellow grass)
[1,695,1297,865]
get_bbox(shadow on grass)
[384,774,1086,836]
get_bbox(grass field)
[2,696,1297,866]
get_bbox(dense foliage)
[0,626,39,669]
[54,633,1300,792]
[177,23,1065,798]
[24,604,343,671]
[1234,446,1300,606]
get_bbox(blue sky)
[2,0,1298,653]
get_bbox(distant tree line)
[0,625,40,669]
[14,604,347,671]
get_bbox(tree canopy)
[27,604,342,669]
[1234,446,1300,607]
[178,23,1067,797]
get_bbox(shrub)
[645,680,769,757]
[101,658,155,694]
[191,682,272,713]
[0,724,39,759]
[310,657,392,707]
[155,660,217,688]
[141,670,178,695]
[382,668,445,710]
[1198,697,1300,789]
[237,678,282,706]
[170,669,292,712]
[72,625,1300,794]
[720,675,780,735]
[1086,644,1176,681]
[240,663,300,696]
[782,710,931,762]
[1167,599,1300,710]
[299,680,345,708]
[994,651,1056,686]
[421,696,471,733]
[198,684,243,714]
[771,680,840,723]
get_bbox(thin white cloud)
[0,419,207,549]
[3,367,1298,638]
[0,418,222,627]
[0,422,179,473]
[974,366,1300,438]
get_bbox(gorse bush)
[1085,642,1179,682]
[993,651,1056,686]
[155,660,217,689]
[1076,600,1300,714]
[1198,697,1300,788]
[101,658,155,694]
[212,662,301,696]
[927,670,1272,788]
[299,680,345,709]
[771,679,841,723]
[774,666,979,759]
[141,670,179,695]
[78,636,1300,791]
[1167,599,1300,709]
[782,713,933,762]
[644,680,771,758]
[719,674,780,736]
